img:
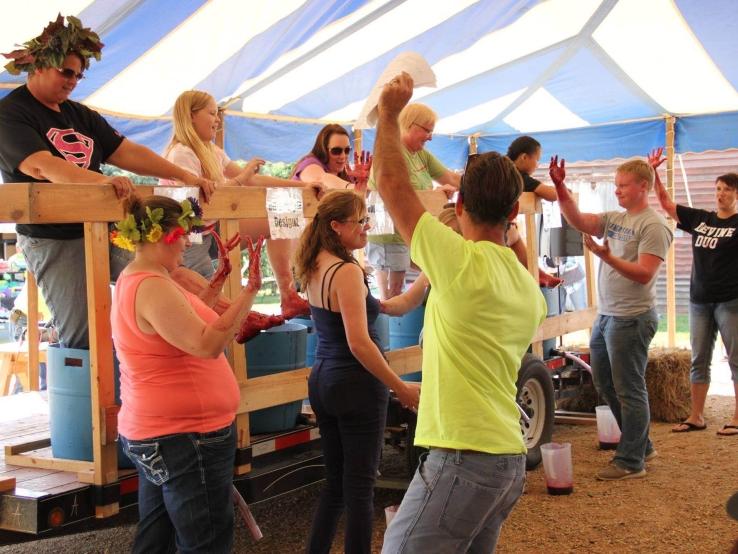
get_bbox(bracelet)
[233,175,244,186]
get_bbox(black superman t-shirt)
[0,85,125,239]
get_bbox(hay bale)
[646,348,692,423]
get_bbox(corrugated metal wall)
[533,149,738,317]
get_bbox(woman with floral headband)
[161,90,323,320]
[111,195,262,553]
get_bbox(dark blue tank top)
[309,261,382,362]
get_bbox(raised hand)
[549,155,566,188]
[208,231,241,290]
[379,72,414,118]
[347,150,373,193]
[245,235,265,292]
[648,147,665,170]
[583,234,611,261]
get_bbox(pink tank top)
[112,272,240,440]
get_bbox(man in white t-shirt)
[550,157,672,480]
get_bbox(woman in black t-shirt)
[652,147,738,437]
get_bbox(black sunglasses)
[55,67,85,81]
[329,146,351,156]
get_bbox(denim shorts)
[366,242,410,272]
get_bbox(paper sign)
[355,52,437,129]
[366,191,395,235]
[266,188,305,239]
[543,199,562,229]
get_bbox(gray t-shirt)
[597,208,673,316]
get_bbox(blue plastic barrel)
[246,323,307,433]
[375,313,390,352]
[389,304,425,382]
[47,346,93,461]
[47,346,132,467]
[290,316,317,367]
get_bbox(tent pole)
[354,128,363,154]
[665,116,677,347]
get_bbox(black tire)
[516,354,555,470]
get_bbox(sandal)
[716,424,738,436]
[671,421,707,433]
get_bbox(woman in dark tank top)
[293,190,420,554]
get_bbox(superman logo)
[46,128,94,169]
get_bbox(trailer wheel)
[517,354,555,470]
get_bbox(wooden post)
[353,128,363,155]
[83,222,119,518]
[469,134,479,155]
[26,271,40,391]
[220,218,251,474]
[525,208,544,357]
[665,116,677,347]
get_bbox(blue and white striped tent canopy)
[2,0,737,168]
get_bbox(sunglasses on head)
[329,146,351,156]
[55,67,85,81]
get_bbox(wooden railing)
[0,183,595,518]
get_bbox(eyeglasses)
[344,216,371,226]
[413,122,433,135]
[55,67,85,81]
[329,146,351,156]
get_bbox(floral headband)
[110,197,205,252]
[2,14,103,75]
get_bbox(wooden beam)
[5,451,94,473]
[532,307,598,343]
[0,477,15,493]
[386,346,423,377]
[5,438,51,455]
[26,271,40,391]
[0,184,507,225]
[83,222,119,518]
[665,116,677,347]
[239,368,311,413]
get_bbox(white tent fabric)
[1,0,737,166]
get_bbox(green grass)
[657,314,689,333]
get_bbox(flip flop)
[717,424,738,436]
[671,421,707,433]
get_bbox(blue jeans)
[307,361,389,554]
[17,235,131,349]
[590,309,658,472]
[382,449,525,553]
[121,422,236,554]
[689,298,738,384]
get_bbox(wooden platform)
[0,392,102,534]
[0,392,84,497]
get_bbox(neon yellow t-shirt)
[410,212,547,454]
[368,148,446,245]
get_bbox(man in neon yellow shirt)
[376,74,546,553]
